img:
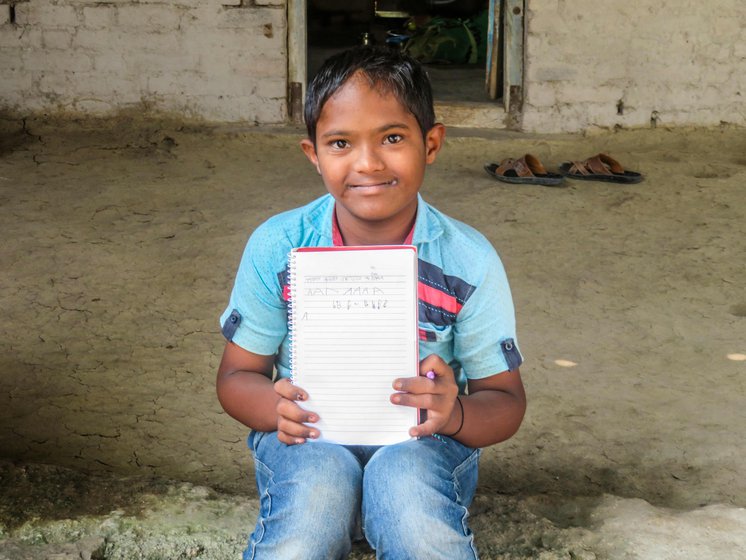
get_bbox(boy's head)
[300,45,445,246]
[304,45,436,145]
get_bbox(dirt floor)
[0,116,745,559]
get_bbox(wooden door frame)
[503,0,525,127]
[287,0,306,123]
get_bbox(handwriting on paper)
[300,272,402,316]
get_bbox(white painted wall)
[522,0,746,132]
[0,0,287,123]
[1,0,744,132]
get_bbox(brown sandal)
[559,153,643,184]
[484,154,565,186]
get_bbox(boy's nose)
[353,145,385,173]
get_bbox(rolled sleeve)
[219,226,289,356]
[453,250,522,378]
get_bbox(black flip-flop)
[559,153,643,184]
[484,154,565,186]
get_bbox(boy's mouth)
[347,179,398,190]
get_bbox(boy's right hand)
[273,378,320,445]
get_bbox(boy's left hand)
[391,354,459,438]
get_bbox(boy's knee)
[362,444,446,531]
[363,441,447,496]
[282,445,363,518]
[250,438,363,558]
[295,463,361,516]
[361,441,479,559]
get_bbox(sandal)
[484,154,565,186]
[559,153,643,184]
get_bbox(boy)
[217,46,526,560]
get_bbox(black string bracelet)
[441,396,464,437]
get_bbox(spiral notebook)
[288,245,419,445]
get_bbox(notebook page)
[290,246,418,445]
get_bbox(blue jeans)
[244,431,481,560]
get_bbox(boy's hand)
[391,354,460,438]
[273,378,320,445]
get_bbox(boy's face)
[301,73,444,243]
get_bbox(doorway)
[288,1,524,127]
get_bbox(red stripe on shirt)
[418,282,463,315]
[419,328,437,341]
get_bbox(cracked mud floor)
[0,116,745,559]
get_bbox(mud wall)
[0,0,287,123]
[522,0,746,132]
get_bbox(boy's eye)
[384,134,403,144]
[330,139,349,149]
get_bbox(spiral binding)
[288,250,298,384]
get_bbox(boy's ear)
[424,123,446,164]
[300,138,321,174]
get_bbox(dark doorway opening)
[307,1,503,104]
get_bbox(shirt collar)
[411,193,443,244]
[313,193,443,246]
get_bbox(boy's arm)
[216,342,279,432]
[458,368,526,448]
[394,354,526,449]
[216,342,321,444]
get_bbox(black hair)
[304,46,435,145]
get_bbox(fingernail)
[391,394,400,404]
[394,381,402,390]
[309,431,318,439]
[295,438,304,444]
[308,415,318,422]
[296,393,304,401]
[426,370,436,380]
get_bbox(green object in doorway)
[404,12,488,65]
